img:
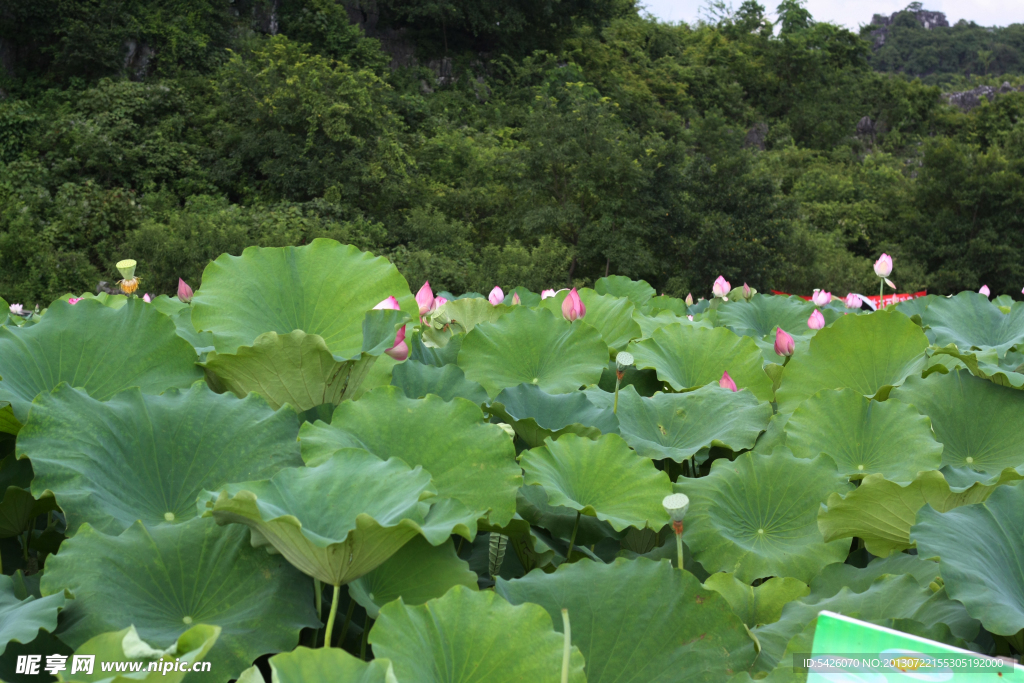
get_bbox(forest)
[0,0,1023,304]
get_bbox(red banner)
[771,290,928,309]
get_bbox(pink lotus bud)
[561,288,586,321]
[512,292,521,306]
[808,309,825,330]
[488,286,504,305]
[142,293,152,303]
[685,293,693,306]
[416,281,434,316]
[177,278,194,303]
[433,296,447,309]
[712,276,731,299]
[843,293,861,308]
[719,371,737,392]
[68,297,82,305]
[774,328,795,357]
[811,289,832,306]
[687,315,694,321]
[874,253,893,278]
[385,325,409,361]
[541,289,556,299]
[979,285,991,297]
[742,283,752,300]
[374,296,401,311]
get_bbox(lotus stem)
[323,584,341,648]
[613,373,622,413]
[311,578,323,647]
[673,521,685,570]
[567,511,581,561]
[879,278,884,308]
[338,595,356,646]
[561,609,572,683]
[360,617,373,660]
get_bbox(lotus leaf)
[0,299,202,423]
[675,449,853,582]
[299,387,520,525]
[497,557,755,683]
[775,309,929,414]
[703,573,809,628]
[520,433,672,532]
[370,586,586,683]
[18,383,301,535]
[930,345,1024,389]
[716,294,816,340]
[922,291,1024,357]
[204,448,473,586]
[0,487,56,539]
[191,239,415,357]
[594,275,655,306]
[391,361,489,404]
[539,289,642,353]
[911,482,1024,636]
[237,647,398,683]
[784,388,942,482]
[615,384,772,462]
[487,383,619,447]
[40,518,319,680]
[633,309,712,338]
[57,624,220,683]
[348,536,477,619]
[628,324,773,402]
[0,574,64,656]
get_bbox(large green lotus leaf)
[17,383,301,536]
[371,586,586,683]
[300,387,520,526]
[497,557,755,683]
[539,289,642,354]
[702,573,809,628]
[390,361,489,405]
[675,450,853,583]
[40,518,319,679]
[238,647,398,683]
[457,307,608,397]
[616,384,772,463]
[0,299,203,423]
[716,294,816,340]
[640,294,689,317]
[784,388,942,483]
[201,308,408,411]
[817,470,1018,557]
[912,483,1024,636]
[204,449,473,586]
[807,552,942,597]
[521,433,672,532]
[751,574,979,675]
[891,369,1024,481]
[487,383,619,448]
[147,295,215,355]
[408,330,462,367]
[58,624,219,683]
[922,291,1024,357]
[419,298,508,348]
[0,486,56,538]
[897,294,937,321]
[595,275,656,307]
[930,345,1024,389]
[0,574,65,656]
[191,239,414,357]
[0,404,19,435]
[633,310,712,338]
[348,536,477,619]
[774,309,929,415]
[628,324,773,402]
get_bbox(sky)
[638,0,1024,29]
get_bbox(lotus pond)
[1,239,1023,682]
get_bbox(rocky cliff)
[868,8,950,47]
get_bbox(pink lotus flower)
[488,286,504,305]
[685,293,693,306]
[712,276,731,299]
[178,278,194,303]
[774,328,795,357]
[562,288,586,321]
[874,253,893,278]
[808,309,825,330]
[687,315,694,321]
[541,289,556,299]
[67,297,82,305]
[374,296,401,311]
[719,371,738,392]
[142,293,152,303]
[512,292,521,306]
[385,325,409,361]
[9,303,23,315]
[979,285,991,297]
[812,289,832,306]
[843,293,861,309]
[416,281,435,316]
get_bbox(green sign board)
[800,611,1022,682]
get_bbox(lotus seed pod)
[615,351,634,370]
[116,259,137,281]
[662,493,690,522]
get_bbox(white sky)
[638,0,1024,29]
